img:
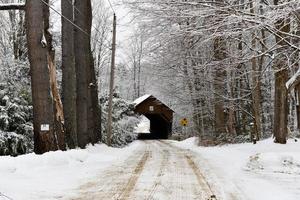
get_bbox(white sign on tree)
[41,124,50,131]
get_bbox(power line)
[40,0,89,35]
[106,0,116,14]
[65,0,113,47]
[39,0,112,50]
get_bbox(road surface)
[69,140,219,200]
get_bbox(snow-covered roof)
[133,94,151,106]
[133,94,174,112]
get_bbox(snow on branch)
[286,68,300,91]
[0,191,13,200]
[0,3,25,10]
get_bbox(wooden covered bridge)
[133,95,174,139]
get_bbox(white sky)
[51,0,134,64]
[110,0,135,64]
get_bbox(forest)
[0,0,300,156]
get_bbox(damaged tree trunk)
[26,0,65,154]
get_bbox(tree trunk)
[251,35,262,141]
[43,1,65,150]
[249,1,262,140]
[26,0,64,154]
[273,0,290,144]
[227,76,236,135]
[87,1,101,144]
[294,11,300,133]
[133,59,137,99]
[88,45,102,144]
[214,69,226,135]
[295,84,300,131]
[213,36,227,136]
[273,68,288,144]
[137,36,143,98]
[74,0,100,147]
[62,0,77,148]
[74,0,89,148]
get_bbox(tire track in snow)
[144,142,170,200]
[161,140,244,200]
[68,145,148,200]
[70,140,244,200]
[159,140,217,199]
[185,155,217,200]
[117,151,150,200]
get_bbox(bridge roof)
[133,94,152,106]
[133,94,174,116]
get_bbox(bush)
[0,131,29,156]
[100,93,139,147]
[0,84,33,155]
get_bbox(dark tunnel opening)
[138,114,171,140]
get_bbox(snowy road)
[1,138,299,200]
[68,140,220,200]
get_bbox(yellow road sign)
[180,118,188,126]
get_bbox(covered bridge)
[133,95,174,139]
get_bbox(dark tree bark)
[74,0,89,148]
[213,0,227,136]
[74,0,101,148]
[295,84,300,130]
[43,0,65,151]
[26,0,64,154]
[87,1,101,144]
[62,0,78,148]
[273,0,290,144]
[250,2,262,141]
[274,68,288,144]
[294,11,300,132]
[213,37,227,136]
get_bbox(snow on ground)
[1,137,300,200]
[172,137,300,200]
[0,141,142,200]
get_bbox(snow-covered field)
[173,137,300,200]
[1,137,300,200]
[0,142,142,200]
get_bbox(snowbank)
[0,141,142,200]
[173,137,300,200]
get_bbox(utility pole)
[107,14,117,146]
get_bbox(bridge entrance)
[133,95,174,139]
